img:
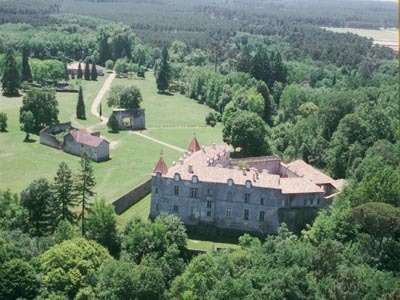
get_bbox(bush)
[105,60,114,70]
[0,112,7,132]
[107,114,119,132]
[205,111,221,126]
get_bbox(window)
[174,173,180,181]
[246,180,251,188]
[227,191,232,201]
[173,205,179,213]
[207,200,212,208]
[244,209,249,220]
[227,179,233,186]
[245,193,250,203]
[260,198,264,205]
[208,189,213,196]
[174,185,179,195]
[190,188,198,198]
[226,208,231,217]
[317,198,320,205]
[259,211,265,221]
[192,176,198,183]
[304,199,307,206]
[310,198,314,205]
[207,210,211,217]
[191,206,195,216]
[155,187,159,194]
[156,203,159,210]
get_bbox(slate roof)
[69,129,108,148]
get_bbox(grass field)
[322,27,398,51]
[0,72,223,201]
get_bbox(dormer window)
[192,175,198,184]
[156,172,161,178]
[174,173,180,181]
[246,180,251,188]
[227,179,233,186]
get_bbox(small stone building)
[40,123,109,162]
[64,129,109,162]
[110,108,145,130]
[150,137,346,235]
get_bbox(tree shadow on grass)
[157,91,174,96]
[23,137,36,143]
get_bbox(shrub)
[0,112,7,132]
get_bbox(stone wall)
[111,108,145,130]
[112,178,152,215]
[39,122,73,149]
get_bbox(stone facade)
[150,138,345,235]
[40,123,109,162]
[110,108,145,130]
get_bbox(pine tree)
[21,47,32,83]
[1,49,20,97]
[64,63,69,82]
[77,62,83,79]
[91,62,98,81]
[237,45,252,73]
[75,152,96,237]
[156,46,170,93]
[53,162,76,224]
[76,86,86,120]
[84,62,91,80]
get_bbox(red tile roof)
[153,157,168,175]
[70,129,107,147]
[188,137,201,152]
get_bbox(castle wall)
[150,175,324,234]
[112,108,145,130]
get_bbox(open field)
[322,27,398,51]
[0,72,223,202]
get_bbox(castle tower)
[187,136,201,152]
[153,156,168,175]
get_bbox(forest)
[0,0,399,299]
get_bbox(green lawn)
[0,71,223,201]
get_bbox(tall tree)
[19,87,59,131]
[21,47,32,83]
[77,62,83,79]
[20,111,34,141]
[87,199,120,256]
[0,112,7,132]
[84,62,91,80]
[156,46,170,93]
[91,62,98,81]
[20,178,53,236]
[251,47,272,88]
[53,162,76,224]
[75,153,96,237]
[237,45,252,73]
[107,85,142,109]
[1,49,19,97]
[98,29,112,65]
[76,86,86,120]
[64,62,69,82]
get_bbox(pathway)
[131,131,186,153]
[87,72,185,153]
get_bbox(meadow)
[0,72,223,203]
[322,27,398,51]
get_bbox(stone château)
[150,137,346,235]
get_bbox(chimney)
[188,164,193,173]
[256,171,259,180]
[242,169,247,176]
[172,161,176,166]
[179,158,184,165]
[253,173,256,182]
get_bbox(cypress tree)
[156,46,170,93]
[1,49,20,97]
[64,63,69,81]
[99,103,102,118]
[91,62,98,81]
[107,113,119,132]
[77,62,83,79]
[21,47,32,83]
[76,86,86,120]
[84,62,91,80]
